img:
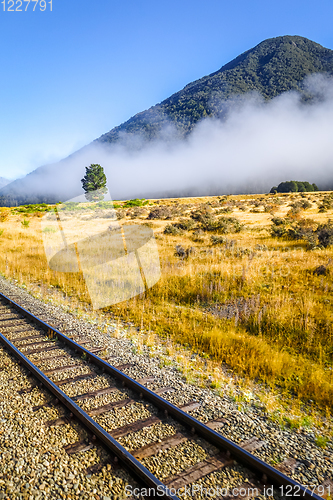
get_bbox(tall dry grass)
[0,193,332,409]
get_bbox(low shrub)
[173,218,197,231]
[271,225,288,238]
[148,207,172,219]
[201,216,243,234]
[216,207,233,214]
[317,220,333,248]
[271,217,285,226]
[174,245,195,258]
[123,199,149,208]
[318,196,333,213]
[313,265,329,276]
[191,229,205,242]
[127,207,148,219]
[116,209,126,220]
[13,203,50,214]
[210,235,227,245]
[289,200,312,211]
[271,217,333,249]
[164,225,184,235]
[0,211,10,222]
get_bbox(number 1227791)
[1,0,52,11]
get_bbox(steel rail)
[0,331,180,500]
[0,291,324,500]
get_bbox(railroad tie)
[45,416,71,427]
[239,437,268,453]
[164,452,233,490]
[180,401,200,412]
[275,457,300,474]
[32,353,71,366]
[111,415,162,439]
[10,334,44,343]
[154,386,175,395]
[205,418,227,430]
[72,376,156,401]
[0,320,23,326]
[0,316,23,322]
[21,345,59,355]
[112,363,133,370]
[88,347,103,354]
[131,432,188,460]
[56,372,97,387]
[20,340,56,349]
[110,401,200,439]
[64,441,95,455]
[43,364,85,376]
[18,384,41,394]
[72,386,119,401]
[85,461,111,475]
[1,326,36,335]
[88,397,134,416]
[136,376,155,384]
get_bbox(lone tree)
[81,164,107,201]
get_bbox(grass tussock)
[0,193,332,410]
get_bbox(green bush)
[272,217,333,249]
[148,207,172,219]
[216,207,233,214]
[318,196,333,213]
[95,201,116,209]
[12,203,50,215]
[173,218,197,231]
[123,199,148,207]
[288,219,317,247]
[271,225,288,238]
[201,216,243,234]
[270,181,318,193]
[316,220,333,248]
[314,435,329,449]
[289,200,312,211]
[57,202,84,212]
[271,217,285,226]
[210,235,227,245]
[164,225,184,235]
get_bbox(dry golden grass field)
[0,191,333,415]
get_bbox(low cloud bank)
[2,73,333,203]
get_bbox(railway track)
[0,290,330,500]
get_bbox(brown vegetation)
[0,192,332,410]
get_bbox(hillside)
[97,35,333,144]
[0,177,10,189]
[1,35,333,205]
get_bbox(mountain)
[1,35,333,205]
[96,35,333,144]
[0,177,10,189]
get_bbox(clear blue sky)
[1,0,333,179]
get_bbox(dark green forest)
[270,181,319,193]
